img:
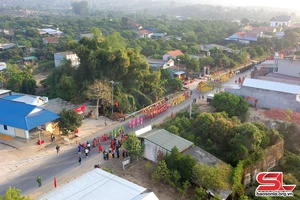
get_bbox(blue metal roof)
[2,95,23,100]
[0,99,60,130]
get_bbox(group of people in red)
[142,99,171,120]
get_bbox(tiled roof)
[166,49,184,58]
[43,37,59,43]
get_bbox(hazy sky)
[220,0,300,11]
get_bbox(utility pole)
[189,101,192,119]
[110,80,114,116]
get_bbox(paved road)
[0,66,254,198]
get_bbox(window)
[3,125,7,130]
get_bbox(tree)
[192,163,223,189]
[85,80,112,119]
[58,108,83,135]
[71,1,89,15]
[122,132,143,160]
[211,92,249,120]
[0,187,32,200]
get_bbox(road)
[0,66,253,198]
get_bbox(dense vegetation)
[155,97,300,199]
[1,14,300,114]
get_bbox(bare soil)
[101,158,184,200]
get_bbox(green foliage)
[122,132,143,159]
[211,92,249,121]
[231,161,245,199]
[58,108,83,135]
[71,1,89,15]
[192,163,232,190]
[151,160,171,184]
[194,187,207,200]
[0,187,32,200]
[6,70,37,94]
[164,147,197,183]
[101,167,114,174]
[144,161,153,177]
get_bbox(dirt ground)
[101,157,184,200]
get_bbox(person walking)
[51,134,55,142]
[85,148,89,158]
[56,145,60,154]
[37,176,42,187]
[78,156,81,165]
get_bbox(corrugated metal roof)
[138,129,193,152]
[242,78,300,94]
[40,169,147,200]
[0,99,60,130]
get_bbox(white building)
[135,126,193,163]
[270,15,292,27]
[54,52,80,68]
[39,168,159,200]
[225,78,300,112]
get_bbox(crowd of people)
[76,131,129,164]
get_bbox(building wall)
[54,53,80,68]
[163,54,170,61]
[143,140,168,163]
[54,53,65,67]
[15,128,26,138]
[243,140,284,186]
[270,21,290,27]
[0,124,15,137]
[225,87,300,112]
[276,59,300,78]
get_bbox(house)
[137,29,153,38]
[23,56,38,63]
[225,32,260,43]
[54,52,80,68]
[0,98,60,139]
[225,78,300,112]
[43,37,59,44]
[39,168,159,200]
[163,49,184,61]
[80,33,94,40]
[151,33,165,39]
[135,126,193,163]
[270,15,292,27]
[274,57,300,78]
[38,28,63,36]
[198,44,238,55]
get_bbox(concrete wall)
[0,124,15,137]
[225,87,300,112]
[277,59,300,78]
[143,140,168,163]
[243,140,284,186]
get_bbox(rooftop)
[242,78,300,95]
[39,168,149,200]
[137,129,193,152]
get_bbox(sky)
[217,0,300,11]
